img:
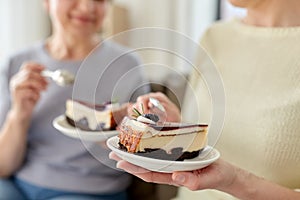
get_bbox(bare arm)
[110,152,300,200]
[0,111,31,177]
[0,62,47,177]
[224,167,300,200]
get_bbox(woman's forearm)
[223,166,300,200]
[0,110,29,177]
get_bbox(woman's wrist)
[7,109,31,129]
[220,165,258,200]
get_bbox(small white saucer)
[107,136,220,173]
[53,115,119,142]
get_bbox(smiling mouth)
[72,16,94,24]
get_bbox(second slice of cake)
[65,99,128,131]
[118,116,208,161]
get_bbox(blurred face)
[45,0,108,37]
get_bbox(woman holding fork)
[0,0,149,199]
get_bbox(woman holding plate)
[110,0,300,199]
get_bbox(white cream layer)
[125,118,207,137]
[137,131,207,153]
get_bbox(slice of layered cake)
[118,116,208,161]
[65,99,128,131]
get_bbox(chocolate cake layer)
[66,116,115,131]
[119,143,203,161]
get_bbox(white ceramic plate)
[53,115,119,142]
[107,136,220,173]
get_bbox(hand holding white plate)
[107,136,220,173]
[53,115,118,142]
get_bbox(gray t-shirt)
[0,41,150,193]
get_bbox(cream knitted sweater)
[179,19,300,199]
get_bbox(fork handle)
[41,70,54,78]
